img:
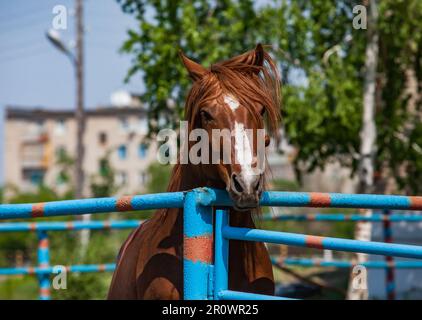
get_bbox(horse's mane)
[185,47,281,136]
[167,47,282,193]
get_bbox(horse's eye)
[200,110,213,123]
[260,107,266,116]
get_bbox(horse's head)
[180,44,281,211]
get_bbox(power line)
[0,3,50,20]
[0,15,51,33]
[0,7,51,24]
[0,48,50,64]
[0,37,47,53]
[0,42,48,58]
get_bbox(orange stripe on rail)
[116,196,134,211]
[410,197,422,210]
[31,203,45,218]
[309,193,331,207]
[184,235,213,264]
[305,235,324,249]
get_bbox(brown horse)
[107,44,281,299]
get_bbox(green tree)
[89,152,118,197]
[56,148,76,198]
[117,0,269,135]
[118,0,422,194]
[146,162,172,193]
[261,0,422,194]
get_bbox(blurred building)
[4,91,157,196]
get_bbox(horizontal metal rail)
[223,226,422,259]
[0,220,142,232]
[0,263,116,275]
[217,290,295,300]
[263,213,422,222]
[0,191,185,220]
[199,188,422,210]
[271,257,422,269]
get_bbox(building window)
[116,171,127,185]
[99,159,108,176]
[120,117,130,131]
[56,146,66,160]
[56,171,67,185]
[29,120,45,135]
[54,119,66,136]
[138,143,148,159]
[99,132,107,145]
[117,145,127,160]
[138,117,148,134]
[139,171,148,186]
[23,169,45,186]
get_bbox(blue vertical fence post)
[183,189,214,300]
[214,209,229,300]
[37,231,50,300]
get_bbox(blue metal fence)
[0,220,142,299]
[2,188,422,300]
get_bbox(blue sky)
[0,0,144,184]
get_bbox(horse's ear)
[179,51,208,81]
[237,43,265,68]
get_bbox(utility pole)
[75,0,85,200]
[47,0,88,257]
[75,0,91,257]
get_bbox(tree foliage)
[117,0,422,194]
[89,152,118,197]
[117,0,269,133]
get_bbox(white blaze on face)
[234,122,256,186]
[224,94,240,112]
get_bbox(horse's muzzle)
[228,172,263,210]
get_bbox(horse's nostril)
[231,174,244,194]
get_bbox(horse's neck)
[161,164,260,273]
[166,164,255,227]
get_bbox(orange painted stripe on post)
[116,196,134,211]
[40,288,50,295]
[31,203,45,218]
[309,193,331,207]
[382,215,390,222]
[387,259,395,268]
[39,239,49,248]
[410,197,422,210]
[184,235,213,264]
[305,235,325,249]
